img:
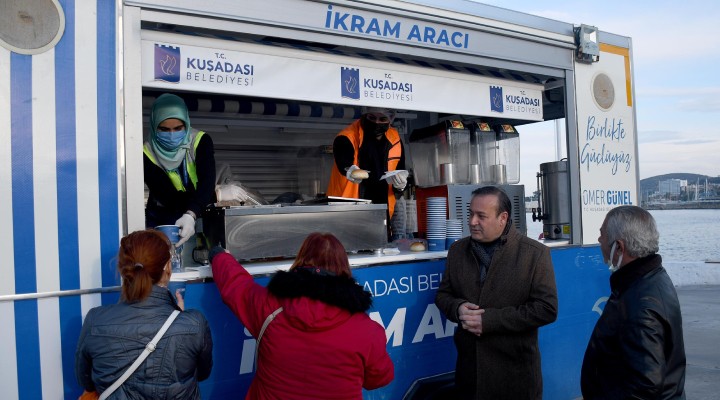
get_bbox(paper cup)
[156,225,180,244]
[428,238,446,252]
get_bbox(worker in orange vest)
[327,107,408,238]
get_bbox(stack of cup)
[445,219,463,249]
[391,197,407,240]
[406,199,418,236]
[426,197,447,251]
[155,225,183,272]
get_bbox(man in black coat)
[581,205,686,399]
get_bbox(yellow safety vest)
[143,130,206,192]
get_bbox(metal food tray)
[202,204,388,261]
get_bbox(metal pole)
[0,286,121,302]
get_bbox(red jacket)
[212,253,394,400]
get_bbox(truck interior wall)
[141,87,567,206]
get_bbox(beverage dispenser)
[533,160,571,240]
[408,120,470,187]
[494,124,521,184]
[469,122,496,184]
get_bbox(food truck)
[0,0,638,398]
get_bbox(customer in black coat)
[581,205,686,399]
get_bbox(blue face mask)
[156,130,187,150]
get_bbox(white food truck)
[0,1,638,398]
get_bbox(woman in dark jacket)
[211,232,394,400]
[75,230,213,399]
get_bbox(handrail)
[0,286,121,302]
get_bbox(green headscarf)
[149,94,192,171]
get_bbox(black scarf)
[267,268,372,313]
[470,220,512,284]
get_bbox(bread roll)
[410,242,426,252]
[351,169,369,179]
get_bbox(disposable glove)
[345,165,363,184]
[175,213,195,247]
[216,184,249,203]
[385,170,409,191]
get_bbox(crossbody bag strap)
[254,306,283,370]
[99,310,181,400]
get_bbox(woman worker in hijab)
[144,93,216,246]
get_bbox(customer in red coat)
[210,232,394,400]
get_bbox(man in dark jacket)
[435,186,558,399]
[581,205,686,399]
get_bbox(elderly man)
[327,107,407,230]
[581,205,686,399]
[435,186,558,399]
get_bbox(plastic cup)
[170,247,183,272]
[168,281,186,304]
[427,238,446,251]
[445,237,460,249]
[156,225,180,244]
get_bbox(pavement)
[677,285,720,400]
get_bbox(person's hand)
[216,184,249,203]
[175,213,195,246]
[175,289,185,311]
[345,165,363,184]
[458,302,485,336]
[389,173,407,191]
[208,245,228,264]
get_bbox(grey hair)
[604,205,659,258]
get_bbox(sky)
[469,0,720,188]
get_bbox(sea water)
[526,209,720,262]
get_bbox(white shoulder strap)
[254,307,283,369]
[99,310,181,400]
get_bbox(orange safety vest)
[327,120,402,218]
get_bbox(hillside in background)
[640,173,720,194]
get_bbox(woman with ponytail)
[75,229,213,399]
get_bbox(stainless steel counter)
[171,250,449,281]
[202,203,389,261]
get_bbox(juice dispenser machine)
[469,122,496,184]
[494,124,521,185]
[409,121,526,238]
[408,120,471,187]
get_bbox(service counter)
[171,239,572,283]
[171,241,606,399]
[171,250,449,282]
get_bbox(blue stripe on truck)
[11,51,42,400]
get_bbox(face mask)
[607,241,623,273]
[156,129,187,150]
[360,118,390,138]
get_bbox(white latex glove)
[216,184,249,203]
[345,165,363,184]
[175,213,195,247]
[384,170,409,191]
[390,173,407,191]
